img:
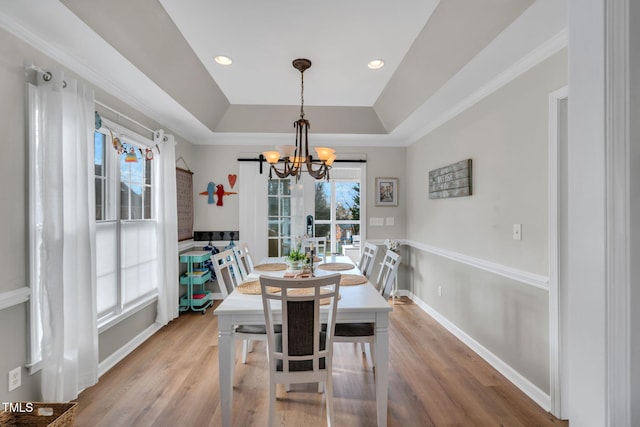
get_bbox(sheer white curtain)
[30,70,99,401]
[155,132,179,325]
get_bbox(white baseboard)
[403,290,551,412]
[98,322,163,378]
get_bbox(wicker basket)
[0,402,77,427]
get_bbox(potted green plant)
[286,248,308,272]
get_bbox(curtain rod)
[25,64,155,136]
[95,100,155,135]
[26,63,67,88]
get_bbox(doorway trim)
[548,85,568,418]
[603,0,631,424]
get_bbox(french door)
[239,162,365,261]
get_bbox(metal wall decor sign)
[428,159,472,199]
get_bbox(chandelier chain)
[300,71,305,119]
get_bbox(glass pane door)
[267,179,292,257]
[314,180,361,254]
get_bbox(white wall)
[405,49,567,398]
[189,144,407,241]
[408,49,566,275]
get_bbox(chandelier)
[262,58,335,181]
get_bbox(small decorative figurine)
[228,174,237,188]
[215,184,237,206]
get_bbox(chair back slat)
[376,250,401,299]
[233,242,254,279]
[212,249,242,298]
[302,237,327,258]
[358,241,379,278]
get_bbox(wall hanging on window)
[428,159,472,199]
[199,181,237,206]
[103,128,155,164]
[124,147,137,163]
[95,111,102,129]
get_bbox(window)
[94,132,107,221]
[94,122,158,329]
[314,178,361,254]
[119,147,152,220]
[267,179,292,257]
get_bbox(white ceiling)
[0,0,567,145]
[159,0,440,106]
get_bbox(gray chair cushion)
[236,324,281,334]
[334,322,374,337]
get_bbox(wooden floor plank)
[74,298,568,426]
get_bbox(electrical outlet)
[8,367,21,392]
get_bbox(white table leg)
[218,316,236,427]
[374,312,389,426]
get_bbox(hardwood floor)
[74,298,568,426]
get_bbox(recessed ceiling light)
[214,55,233,65]
[368,59,385,70]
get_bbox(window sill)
[98,293,158,334]
[178,239,196,251]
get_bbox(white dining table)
[214,255,393,426]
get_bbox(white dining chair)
[302,236,327,258]
[259,273,341,427]
[334,249,401,365]
[213,248,268,364]
[212,249,241,298]
[233,242,254,279]
[358,241,379,278]
[377,250,402,299]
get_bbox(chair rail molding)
[0,287,30,311]
[405,240,549,290]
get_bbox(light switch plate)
[513,224,522,240]
[385,217,395,226]
[370,217,384,226]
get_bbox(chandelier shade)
[262,58,334,181]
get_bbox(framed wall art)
[428,159,472,199]
[375,177,398,206]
